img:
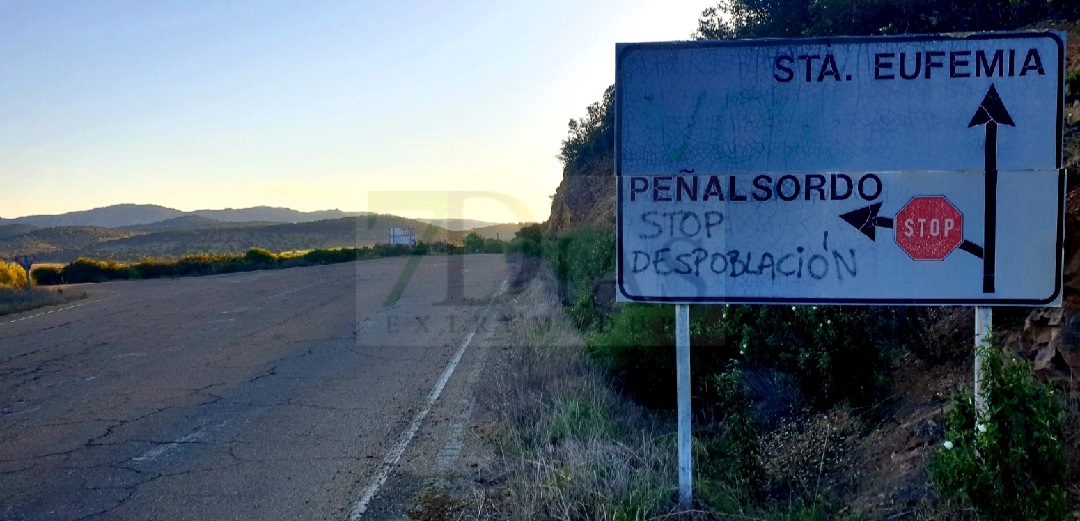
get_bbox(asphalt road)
[0,254,510,520]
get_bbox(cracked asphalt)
[0,254,509,520]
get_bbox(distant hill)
[20,215,464,263]
[1,204,184,228]
[0,227,145,257]
[121,216,279,232]
[0,204,363,229]
[416,218,499,231]
[189,206,360,223]
[468,223,528,241]
[0,224,41,240]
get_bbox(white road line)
[0,297,108,327]
[435,338,489,474]
[348,279,506,520]
[434,400,475,475]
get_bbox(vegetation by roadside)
[0,287,87,317]
[30,241,493,286]
[932,344,1071,520]
[0,260,28,289]
[0,260,87,316]
[457,260,992,520]
[471,259,678,519]
[487,203,1076,520]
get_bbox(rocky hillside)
[548,153,615,235]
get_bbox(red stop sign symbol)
[895,196,964,261]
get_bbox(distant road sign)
[389,227,416,246]
[15,256,34,270]
[616,32,1064,305]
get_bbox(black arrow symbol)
[839,202,892,241]
[840,202,985,259]
[968,84,1013,294]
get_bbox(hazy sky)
[0,1,714,223]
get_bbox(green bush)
[132,258,176,279]
[724,305,898,410]
[589,302,906,412]
[545,225,615,330]
[507,224,543,258]
[31,266,61,286]
[31,243,431,286]
[244,247,276,265]
[61,258,137,283]
[505,237,541,257]
[304,248,361,264]
[175,253,230,276]
[697,367,765,505]
[587,304,677,408]
[1067,70,1080,100]
[462,233,505,254]
[930,343,1068,521]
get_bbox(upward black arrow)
[968,84,1013,294]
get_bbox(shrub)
[505,237,541,257]
[697,367,765,506]
[60,258,136,283]
[589,302,908,412]
[587,304,677,408]
[304,248,361,264]
[930,343,1068,521]
[410,243,429,255]
[244,247,276,265]
[33,244,425,286]
[132,258,176,279]
[729,305,897,410]
[545,225,615,330]
[175,254,224,276]
[463,232,486,253]
[0,261,28,288]
[1067,70,1080,100]
[31,266,61,286]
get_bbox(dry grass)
[468,259,687,521]
[424,258,1069,521]
[0,287,87,316]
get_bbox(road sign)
[894,196,964,260]
[616,32,1064,305]
[389,227,415,246]
[15,255,33,270]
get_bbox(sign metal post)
[15,255,34,291]
[675,304,692,508]
[974,306,992,417]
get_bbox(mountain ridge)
[0,204,365,229]
[0,216,466,263]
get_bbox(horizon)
[0,2,713,224]
[0,201,527,225]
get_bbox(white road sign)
[389,227,416,246]
[616,32,1064,305]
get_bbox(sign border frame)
[615,31,1065,306]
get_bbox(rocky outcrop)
[1019,309,1080,388]
[1017,125,1080,389]
[547,154,616,235]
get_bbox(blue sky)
[0,1,714,223]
